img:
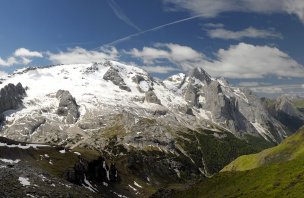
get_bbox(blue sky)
[0,0,304,97]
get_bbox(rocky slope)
[0,60,296,197]
[0,137,99,197]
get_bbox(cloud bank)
[2,43,304,79]
[47,47,119,64]
[0,48,43,67]
[14,48,43,58]
[163,0,304,23]
[126,42,304,78]
[206,27,282,40]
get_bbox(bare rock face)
[56,90,79,124]
[83,62,99,74]
[0,83,26,122]
[103,66,131,92]
[145,89,161,105]
[183,67,212,108]
[275,96,303,118]
[174,67,286,142]
[204,81,246,133]
[132,75,145,84]
[189,67,211,84]
[262,96,304,133]
[0,83,26,113]
[184,82,200,108]
[5,117,46,142]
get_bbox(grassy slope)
[172,156,304,198]
[293,99,304,113]
[171,128,304,198]
[293,100,304,109]
[222,127,304,171]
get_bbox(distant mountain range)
[0,60,303,197]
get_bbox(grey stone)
[132,75,145,84]
[56,90,79,124]
[189,67,211,84]
[145,90,161,105]
[0,83,26,115]
[103,66,131,92]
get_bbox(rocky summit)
[0,60,300,197]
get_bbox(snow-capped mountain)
[0,60,296,197]
[0,60,287,147]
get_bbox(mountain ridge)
[0,60,301,197]
[0,60,288,145]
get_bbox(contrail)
[58,14,204,49]
[93,14,204,50]
[107,0,141,31]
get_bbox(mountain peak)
[189,67,211,84]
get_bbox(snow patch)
[134,181,143,188]
[0,158,20,164]
[59,149,66,154]
[83,175,98,192]
[103,161,110,181]
[0,142,49,149]
[233,88,249,103]
[251,122,275,142]
[19,177,31,186]
[128,184,137,191]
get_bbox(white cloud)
[251,86,284,94]
[21,57,32,65]
[0,70,8,77]
[126,43,204,71]
[204,23,224,28]
[238,82,272,87]
[302,84,304,88]
[47,47,119,64]
[163,0,304,23]
[0,57,18,67]
[249,84,304,97]
[238,82,260,87]
[141,66,178,74]
[128,47,170,64]
[14,48,43,58]
[207,27,282,40]
[126,42,304,79]
[204,43,304,78]
[0,48,43,67]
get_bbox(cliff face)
[0,83,26,122]
[262,96,304,133]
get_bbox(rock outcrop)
[262,96,304,133]
[0,83,26,113]
[56,90,79,124]
[103,66,131,92]
[0,83,26,123]
[145,89,161,105]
